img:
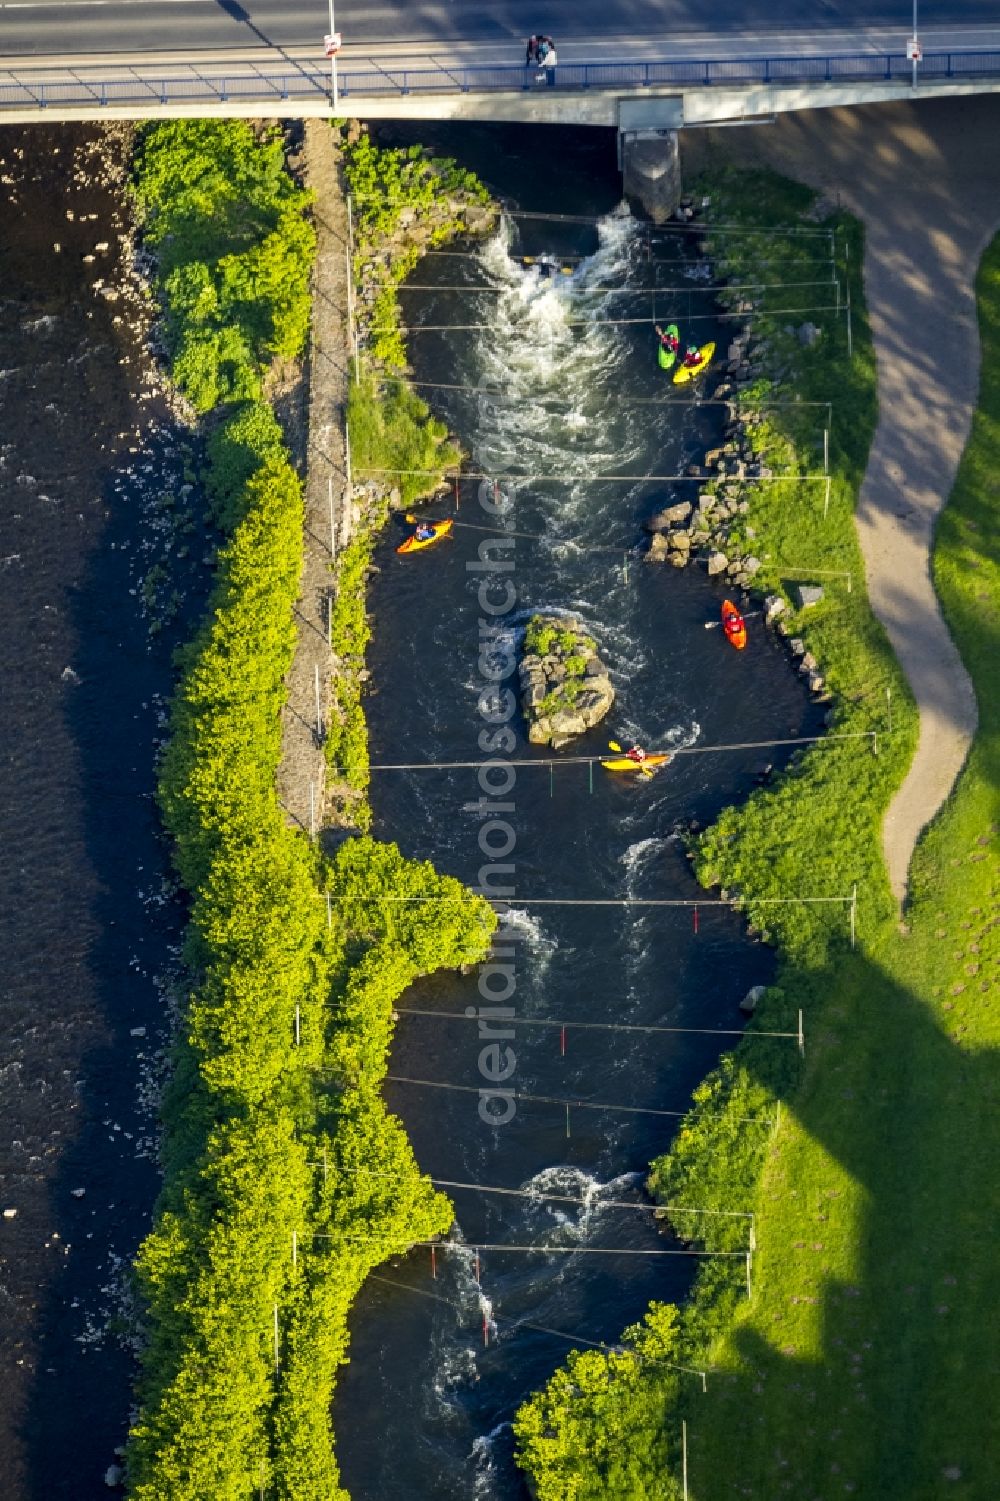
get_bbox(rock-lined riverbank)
[644,374,771,590]
[642,206,832,702]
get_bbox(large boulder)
[520,614,615,748]
[643,500,692,532]
[740,985,766,1016]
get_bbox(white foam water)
[467,212,645,519]
[494,906,557,956]
[470,1422,513,1498]
[520,1164,645,1242]
[441,1236,498,1339]
[620,835,670,882]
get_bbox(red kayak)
[722,599,747,650]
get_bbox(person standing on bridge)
[534,36,557,86]
[525,35,540,64]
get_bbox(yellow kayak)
[601,753,672,772]
[672,341,716,386]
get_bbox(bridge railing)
[335,51,1000,95]
[1,51,999,110]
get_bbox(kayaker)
[683,343,704,368]
[626,745,647,764]
[655,324,679,354]
[724,610,742,637]
[415,523,435,541]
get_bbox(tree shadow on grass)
[690,857,1000,1498]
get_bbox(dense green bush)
[158,454,303,892]
[343,131,490,371]
[134,121,315,410]
[346,373,459,507]
[203,399,286,529]
[513,1304,683,1499]
[128,121,494,1499]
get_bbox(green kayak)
[657,323,679,370]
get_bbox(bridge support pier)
[620,130,682,223]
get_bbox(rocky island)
[518,613,615,748]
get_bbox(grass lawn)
[684,232,1000,1501]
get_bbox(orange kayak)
[722,599,747,650]
[397,518,454,555]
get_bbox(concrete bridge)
[4,36,1000,217]
[2,6,1000,214]
[2,44,1000,125]
[1,3,999,128]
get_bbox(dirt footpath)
[690,96,1000,906]
[278,119,350,835]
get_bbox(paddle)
[704,610,761,630]
[609,738,654,776]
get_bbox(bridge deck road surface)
[0,1,997,60]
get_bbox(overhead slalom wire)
[384,1075,772,1125]
[326,891,851,907]
[419,246,832,270]
[369,729,884,771]
[356,465,829,483]
[495,209,835,237]
[395,1007,802,1047]
[396,278,836,296]
[400,378,835,415]
[367,1274,713,1383]
[345,201,832,238]
[305,1227,747,1256]
[317,1162,755,1220]
[403,303,843,332]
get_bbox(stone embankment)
[641,205,831,702]
[277,120,349,835]
[643,322,816,593]
[519,613,615,748]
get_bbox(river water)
[0,125,199,1497]
[334,125,822,1499]
[0,119,817,1499]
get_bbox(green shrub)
[204,400,286,529]
[129,121,495,1499]
[134,121,315,412]
[514,1304,683,1499]
[347,373,458,506]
